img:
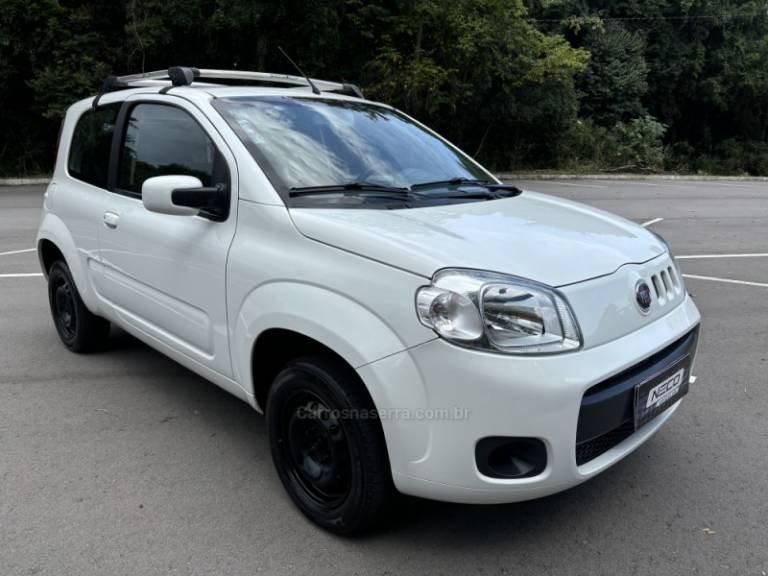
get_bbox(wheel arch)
[36,213,98,310]
[38,238,65,278]
[250,328,364,412]
[232,281,413,410]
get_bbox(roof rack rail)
[113,67,198,85]
[103,67,364,98]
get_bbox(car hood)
[289,191,666,286]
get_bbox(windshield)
[214,97,492,194]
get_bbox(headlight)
[416,269,582,355]
[650,230,674,258]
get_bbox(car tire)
[47,260,110,353]
[267,355,394,534]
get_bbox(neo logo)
[646,368,685,409]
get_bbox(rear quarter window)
[67,104,120,188]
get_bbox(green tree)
[576,21,648,126]
[1,0,768,175]
[351,0,589,167]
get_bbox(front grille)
[575,420,634,466]
[649,264,683,307]
[575,326,699,467]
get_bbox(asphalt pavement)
[1,181,766,575]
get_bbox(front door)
[96,96,237,378]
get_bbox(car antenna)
[278,46,321,95]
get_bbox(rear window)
[68,104,120,188]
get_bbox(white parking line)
[690,181,763,188]
[600,180,697,189]
[683,274,768,288]
[523,181,608,189]
[553,181,608,189]
[0,247,36,257]
[0,273,43,278]
[641,217,664,227]
[678,253,768,260]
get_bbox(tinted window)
[118,104,218,195]
[68,104,120,188]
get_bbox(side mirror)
[142,175,203,216]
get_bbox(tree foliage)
[0,0,767,175]
[575,22,649,126]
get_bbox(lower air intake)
[575,420,635,466]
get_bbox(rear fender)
[36,212,100,312]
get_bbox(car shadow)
[105,325,268,447]
[104,326,648,546]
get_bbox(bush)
[607,116,667,171]
[554,119,607,170]
[556,115,667,172]
[666,139,768,176]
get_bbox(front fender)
[232,281,415,395]
[231,281,434,470]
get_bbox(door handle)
[103,211,120,229]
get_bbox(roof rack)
[95,66,363,104]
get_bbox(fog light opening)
[475,437,547,479]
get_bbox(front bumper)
[358,294,701,504]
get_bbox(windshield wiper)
[289,182,411,198]
[288,179,521,203]
[410,177,494,190]
[411,177,522,197]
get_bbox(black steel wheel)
[282,390,352,507]
[267,355,393,534]
[47,260,110,352]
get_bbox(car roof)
[187,84,368,102]
[78,67,377,108]
[72,88,393,121]
[74,83,387,112]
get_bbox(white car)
[37,67,701,533]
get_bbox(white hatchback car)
[37,67,701,533]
